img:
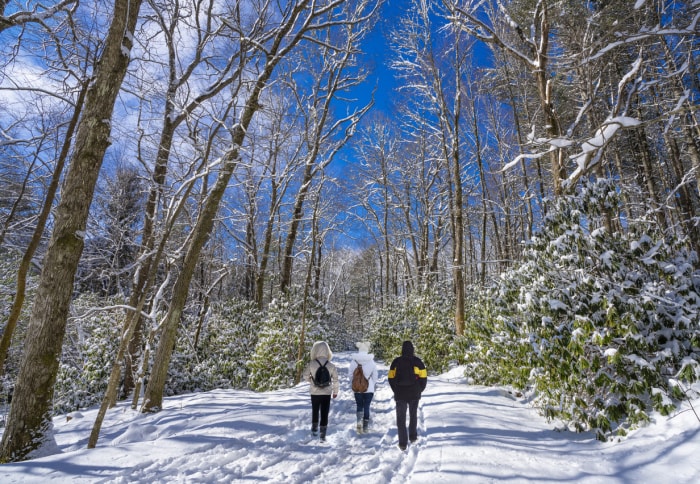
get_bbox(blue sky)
[354,0,411,115]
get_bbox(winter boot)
[362,418,369,433]
[356,412,363,433]
[312,423,318,436]
[320,426,327,442]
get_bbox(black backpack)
[313,359,331,388]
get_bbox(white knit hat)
[355,341,370,353]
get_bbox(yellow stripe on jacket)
[388,366,427,379]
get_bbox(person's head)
[355,341,370,353]
[310,341,333,360]
[401,340,414,357]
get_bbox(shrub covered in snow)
[166,298,263,395]
[466,180,700,439]
[367,288,465,373]
[247,291,336,391]
[196,299,262,389]
[54,294,123,413]
[0,251,36,406]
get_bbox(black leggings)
[311,394,331,427]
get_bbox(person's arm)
[416,358,427,392]
[305,362,314,386]
[388,359,397,392]
[331,364,340,397]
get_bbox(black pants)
[311,394,331,427]
[395,399,419,446]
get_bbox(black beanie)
[401,340,414,357]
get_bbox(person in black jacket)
[388,340,427,450]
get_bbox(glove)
[332,393,337,399]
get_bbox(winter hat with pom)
[355,341,371,353]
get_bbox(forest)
[0,0,699,463]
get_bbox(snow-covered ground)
[1,352,698,483]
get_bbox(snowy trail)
[227,353,414,483]
[0,352,698,483]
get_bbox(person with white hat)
[348,341,378,433]
[304,341,339,442]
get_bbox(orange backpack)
[352,362,369,392]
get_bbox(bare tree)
[114,0,261,401]
[0,0,144,462]
[0,83,88,378]
[390,0,470,334]
[445,0,568,196]
[228,90,304,308]
[351,116,403,302]
[140,0,380,413]
[278,13,376,294]
[0,0,76,34]
[0,0,88,377]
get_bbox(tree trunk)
[256,202,276,308]
[120,122,176,398]
[634,126,668,232]
[141,149,244,412]
[451,63,465,336]
[0,0,142,462]
[280,162,314,293]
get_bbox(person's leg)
[354,392,364,413]
[408,399,419,442]
[362,393,373,420]
[354,392,364,431]
[395,399,408,449]
[311,395,321,434]
[319,394,331,440]
[362,393,373,432]
[319,395,331,427]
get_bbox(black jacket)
[388,341,427,401]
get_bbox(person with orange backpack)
[348,341,378,434]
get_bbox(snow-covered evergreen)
[247,292,337,391]
[367,289,464,373]
[465,180,700,439]
[54,294,123,414]
[167,299,262,394]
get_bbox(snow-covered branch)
[0,0,77,33]
[565,116,642,188]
